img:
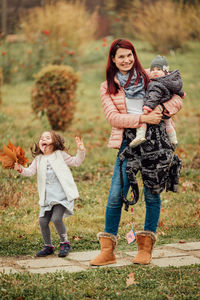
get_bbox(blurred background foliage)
[0,0,200,83]
[20,1,97,56]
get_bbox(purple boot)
[36,245,54,257]
[58,242,70,257]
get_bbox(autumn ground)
[0,40,199,299]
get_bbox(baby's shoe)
[172,143,178,151]
[129,137,146,148]
[168,131,178,146]
[36,245,54,257]
[58,242,71,257]
[129,126,146,148]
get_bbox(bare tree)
[1,0,7,36]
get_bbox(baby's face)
[39,131,53,154]
[150,67,165,79]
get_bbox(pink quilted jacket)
[100,77,183,149]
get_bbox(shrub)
[31,65,79,131]
[19,1,97,57]
[126,0,190,53]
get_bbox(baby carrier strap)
[166,154,182,192]
[118,143,140,212]
[119,124,182,211]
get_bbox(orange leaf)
[16,146,29,166]
[72,235,83,241]
[3,145,17,161]
[8,140,17,152]
[158,220,164,227]
[0,141,28,169]
[0,153,15,169]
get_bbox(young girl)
[14,131,85,257]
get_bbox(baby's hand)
[143,109,149,115]
[14,162,22,173]
[75,136,85,152]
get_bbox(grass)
[0,265,199,299]
[0,39,200,298]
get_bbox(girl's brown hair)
[31,131,66,157]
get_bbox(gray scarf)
[117,70,145,99]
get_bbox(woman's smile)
[112,48,134,75]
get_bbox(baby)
[130,55,184,148]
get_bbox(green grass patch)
[0,265,199,299]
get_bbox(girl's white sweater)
[20,150,85,206]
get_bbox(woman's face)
[112,48,134,75]
[39,131,53,154]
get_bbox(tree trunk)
[1,0,7,36]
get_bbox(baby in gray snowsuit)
[130,55,184,148]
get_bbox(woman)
[90,39,182,266]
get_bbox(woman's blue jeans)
[105,139,161,235]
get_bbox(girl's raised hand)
[14,162,22,173]
[75,136,85,152]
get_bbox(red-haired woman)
[90,39,183,266]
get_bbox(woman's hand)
[14,162,22,173]
[140,106,162,124]
[75,136,85,152]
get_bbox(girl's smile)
[39,131,53,154]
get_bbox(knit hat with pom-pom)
[150,55,169,72]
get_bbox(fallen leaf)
[15,296,23,300]
[158,231,166,236]
[72,235,83,241]
[158,220,164,227]
[182,181,195,191]
[126,272,137,287]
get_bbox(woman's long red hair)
[106,39,150,95]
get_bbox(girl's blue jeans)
[105,139,161,235]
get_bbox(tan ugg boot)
[90,232,117,266]
[133,231,157,265]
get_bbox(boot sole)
[58,252,70,257]
[133,257,152,264]
[133,260,151,265]
[90,260,116,266]
[36,253,54,257]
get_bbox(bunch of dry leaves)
[0,140,28,169]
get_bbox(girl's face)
[112,48,134,75]
[39,131,53,155]
[150,67,165,79]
